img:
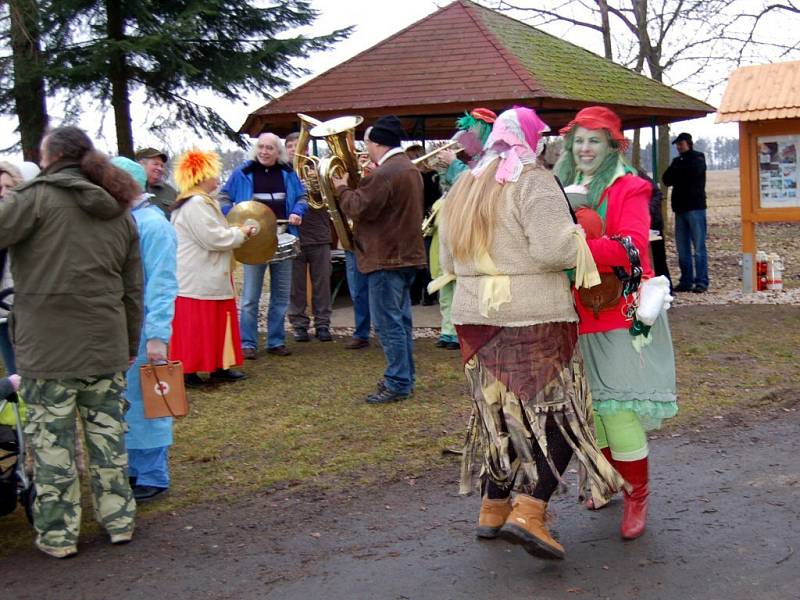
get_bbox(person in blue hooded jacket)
[220,133,308,358]
[112,157,178,503]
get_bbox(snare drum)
[268,233,300,263]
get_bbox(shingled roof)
[717,60,800,123]
[240,0,714,137]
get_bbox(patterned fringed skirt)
[456,321,626,504]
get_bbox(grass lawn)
[1,303,799,556]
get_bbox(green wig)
[553,129,634,208]
[456,113,493,146]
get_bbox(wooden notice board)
[738,118,800,291]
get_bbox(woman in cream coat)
[169,150,255,387]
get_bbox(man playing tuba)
[285,132,333,343]
[332,116,426,404]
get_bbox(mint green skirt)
[578,311,678,431]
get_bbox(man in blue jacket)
[221,133,308,358]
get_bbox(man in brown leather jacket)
[334,116,426,404]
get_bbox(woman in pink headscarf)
[438,107,623,561]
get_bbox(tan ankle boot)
[476,496,512,539]
[498,494,565,559]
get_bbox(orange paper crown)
[174,149,222,193]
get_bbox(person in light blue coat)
[112,157,178,503]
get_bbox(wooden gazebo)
[240,0,714,139]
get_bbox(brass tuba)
[292,113,324,210]
[309,115,364,252]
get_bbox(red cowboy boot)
[614,457,649,539]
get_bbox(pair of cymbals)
[227,201,278,264]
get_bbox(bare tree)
[487,0,800,226]
[490,1,799,92]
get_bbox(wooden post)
[650,119,658,179]
[739,122,756,292]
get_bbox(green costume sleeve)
[445,159,469,186]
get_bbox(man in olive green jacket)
[0,126,143,558]
[1,172,143,378]
[135,147,177,217]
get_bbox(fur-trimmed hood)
[17,164,126,220]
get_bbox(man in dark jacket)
[662,132,708,292]
[637,168,672,290]
[0,126,143,558]
[333,116,426,404]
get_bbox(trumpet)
[421,201,442,236]
[411,140,462,170]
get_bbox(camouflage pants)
[21,372,135,550]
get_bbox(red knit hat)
[559,106,629,152]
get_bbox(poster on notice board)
[758,135,799,208]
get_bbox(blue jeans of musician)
[367,268,416,395]
[240,260,293,350]
[345,251,371,341]
[675,209,709,289]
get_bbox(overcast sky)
[2,0,782,160]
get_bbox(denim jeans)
[345,251,371,341]
[674,209,708,289]
[240,259,292,350]
[0,320,16,374]
[367,268,416,394]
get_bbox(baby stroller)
[0,315,34,523]
[0,390,34,522]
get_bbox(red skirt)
[169,296,243,373]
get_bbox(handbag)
[578,271,624,318]
[140,361,188,419]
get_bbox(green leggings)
[594,409,648,461]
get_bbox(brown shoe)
[476,496,512,539]
[344,338,369,350]
[267,345,292,356]
[242,348,257,360]
[498,494,565,559]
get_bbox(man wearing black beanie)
[332,116,426,404]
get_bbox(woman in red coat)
[555,106,678,540]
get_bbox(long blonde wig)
[440,159,505,262]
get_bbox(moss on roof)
[472,2,713,111]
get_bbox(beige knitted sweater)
[439,164,579,327]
